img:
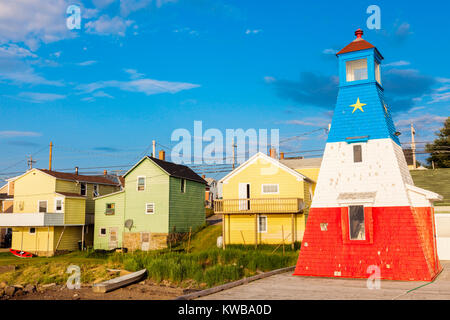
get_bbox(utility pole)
[27,155,36,170]
[411,123,416,169]
[152,140,156,158]
[49,141,53,171]
[231,138,236,170]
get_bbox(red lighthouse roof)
[336,29,382,58]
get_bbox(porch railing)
[214,198,304,214]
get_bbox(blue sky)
[0,0,449,181]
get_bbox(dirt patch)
[11,280,197,300]
[0,265,15,274]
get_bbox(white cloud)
[0,0,72,50]
[0,131,42,138]
[85,15,134,37]
[92,0,116,8]
[173,27,199,36]
[17,92,66,103]
[78,78,200,96]
[124,68,144,79]
[0,44,37,58]
[77,60,98,66]
[322,48,337,55]
[119,0,177,16]
[245,29,262,35]
[0,67,63,86]
[263,76,276,83]
[284,117,330,127]
[383,60,410,67]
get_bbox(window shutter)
[353,145,362,163]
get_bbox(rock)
[0,282,7,289]
[42,283,56,289]
[24,284,36,293]
[0,288,4,297]
[13,284,24,289]
[72,293,80,300]
[14,288,24,297]
[4,286,15,297]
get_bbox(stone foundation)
[123,232,170,251]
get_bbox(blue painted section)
[327,44,400,146]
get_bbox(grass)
[0,225,301,289]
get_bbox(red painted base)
[293,206,441,281]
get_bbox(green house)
[93,156,206,251]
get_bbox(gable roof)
[220,152,313,184]
[39,169,119,186]
[337,38,375,55]
[280,157,323,169]
[123,156,207,184]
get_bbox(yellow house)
[215,152,316,246]
[0,168,120,256]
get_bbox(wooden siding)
[53,226,82,251]
[94,191,125,250]
[13,170,55,213]
[124,158,170,233]
[11,226,55,255]
[64,198,86,225]
[222,157,306,200]
[223,213,305,245]
[168,177,205,233]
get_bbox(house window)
[262,184,279,194]
[346,58,368,82]
[181,178,186,193]
[349,205,365,240]
[258,216,267,233]
[80,182,87,196]
[105,203,115,215]
[99,228,107,237]
[38,200,47,213]
[55,199,63,212]
[137,176,146,191]
[375,60,381,85]
[29,228,36,234]
[353,145,362,163]
[145,203,155,215]
[93,184,99,197]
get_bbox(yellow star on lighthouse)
[350,97,366,113]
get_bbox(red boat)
[9,249,33,258]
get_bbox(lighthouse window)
[375,60,381,84]
[346,58,368,82]
[353,145,362,163]
[349,205,365,240]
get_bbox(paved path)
[199,261,450,300]
[206,214,222,226]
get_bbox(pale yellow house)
[0,168,120,256]
[215,152,316,246]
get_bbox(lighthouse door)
[239,183,251,210]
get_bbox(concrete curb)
[174,266,295,300]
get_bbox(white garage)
[435,213,450,261]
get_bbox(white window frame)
[54,197,64,213]
[348,205,366,241]
[37,200,48,213]
[99,228,107,237]
[145,203,155,215]
[80,182,87,196]
[257,215,268,233]
[346,58,368,82]
[137,176,146,191]
[261,184,279,195]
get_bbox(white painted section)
[436,214,450,260]
[311,138,435,208]
[238,183,249,210]
[0,212,65,226]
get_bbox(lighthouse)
[293,29,443,281]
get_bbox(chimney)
[279,152,285,160]
[202,175,206,179]
[159,150,165,161]
[269,147,277,159]
[355,28,363,40]
[103,170,107,175]
[75,166,79,175]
